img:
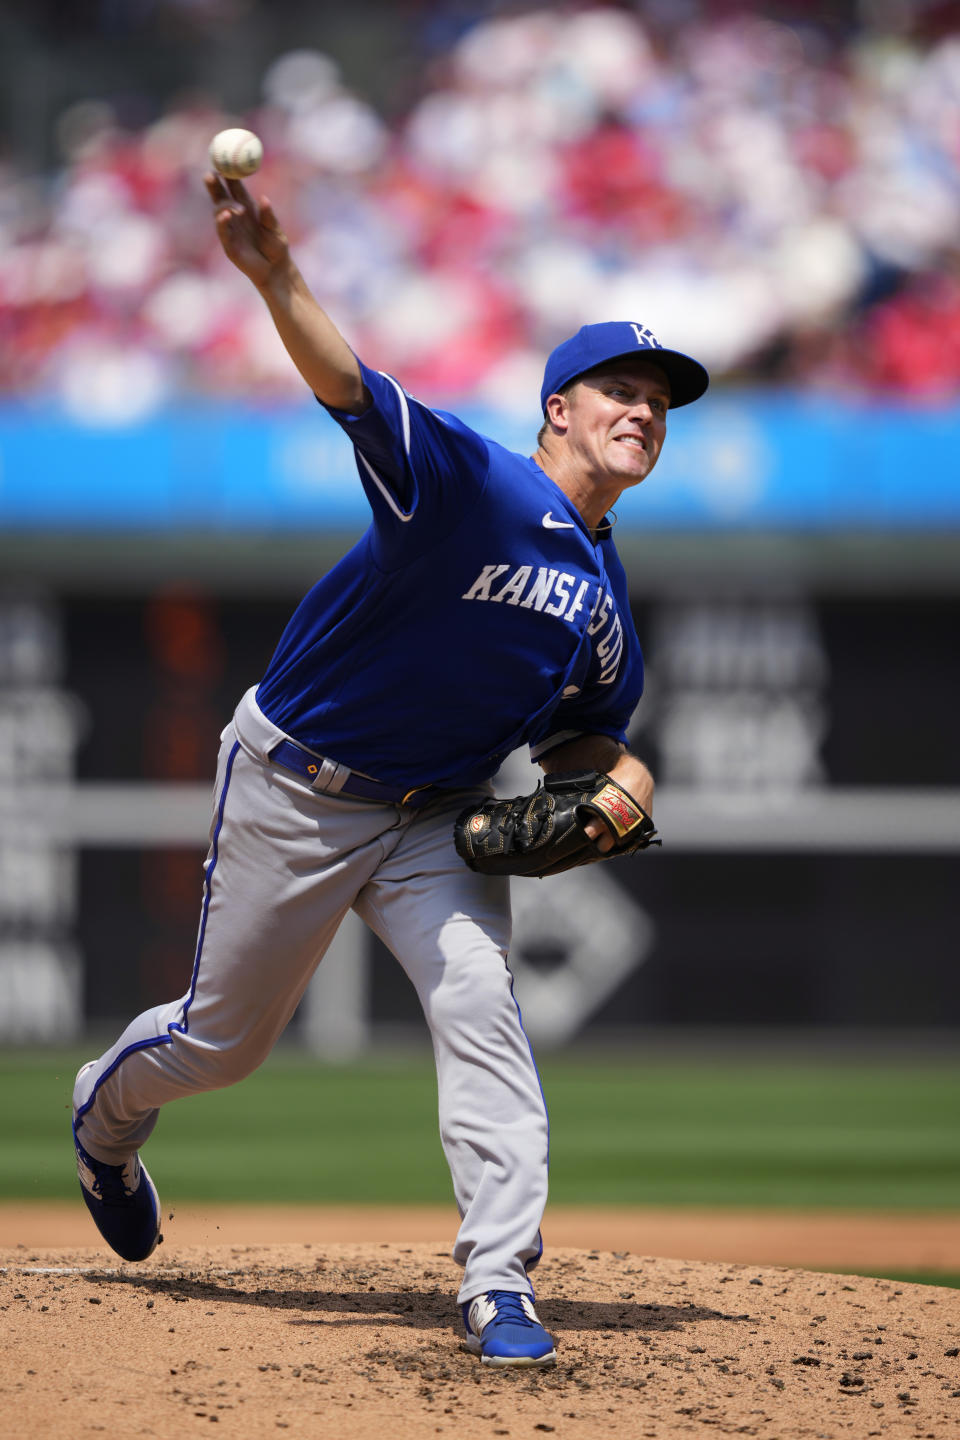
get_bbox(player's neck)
[532,447,621,534]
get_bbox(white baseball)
[209,128,263,179]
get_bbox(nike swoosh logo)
[542,511,576,530]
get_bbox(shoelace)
[89,1158,136,1204]
[487,1290,536,1328]
[496,792,547,845]
[495,794,528,839]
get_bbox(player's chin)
[608,447,654,483]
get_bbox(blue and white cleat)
[462,1290,557,1367]
[73,1121,162,1263]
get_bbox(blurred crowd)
[2,4,959,422]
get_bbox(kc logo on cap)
[629,323,661,349]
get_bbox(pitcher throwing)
[71,168,708,1367]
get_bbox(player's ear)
[544,390,571,434]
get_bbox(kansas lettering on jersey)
[255,362,644,789]
[462,568,624,686]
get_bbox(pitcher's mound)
[3,1242,958,1438]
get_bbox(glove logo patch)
[469,815,485,833]
[593,784,642,838]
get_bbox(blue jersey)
[256,362,644,789]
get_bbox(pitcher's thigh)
[180,748,385,1065]
[357,819,510,1014]
[74,745,390,1153]
[357,834,541,1092]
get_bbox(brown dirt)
[3,1209,960,1439]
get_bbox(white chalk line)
[1,1265,246,1276]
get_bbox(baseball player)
[71,173,708,1367]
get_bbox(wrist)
[255,252,300,300]
[605,753,654,810]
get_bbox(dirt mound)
[4,1241,959,1438]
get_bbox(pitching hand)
[205,173,289,289]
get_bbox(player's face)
[562,359,670,488]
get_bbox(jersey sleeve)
[527,688,635,762]
[321,361,491,562]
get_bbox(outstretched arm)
[205,172,368,413]
[539,735,654,851]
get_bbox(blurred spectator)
[0,3,958,419]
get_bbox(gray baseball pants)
[73,688,549,1304]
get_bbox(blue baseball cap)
[540,321,709,412]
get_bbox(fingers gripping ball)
[454,771,661,879]
[209,128,263,179]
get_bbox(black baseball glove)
[453,770,660,879]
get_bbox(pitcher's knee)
[425,961,518,1045]
[162,1029,268,1091]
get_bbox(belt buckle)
[401,784,431,807]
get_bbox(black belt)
[269,738,442,809]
